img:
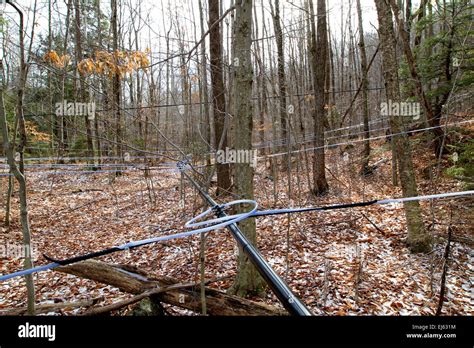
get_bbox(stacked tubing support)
[178,164,312,316]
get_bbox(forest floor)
[0,133,473,316]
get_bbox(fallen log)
[0,297,102,316]
[57,260,285,316]
[83,282,199,316]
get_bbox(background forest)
[0,0,472,317]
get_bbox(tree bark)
[1,3,36,315]
[270,0,288,163]
[209,0,231,195]
[199,0,212,170]
[388,0,444,157]
[111,0,123,169]
[375,0,431,253]
[227,0,265,297]
[94,0,103,166]
[0,83,35,315]
[356,0,371,175]
[309,0,329,195]
[73,0,95,164]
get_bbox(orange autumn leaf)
[77,50,150,77]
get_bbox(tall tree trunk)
[309,0,329,196]
[228,0,264,297]
[253,0,266,156]
[95,0,103,165]
[0,77,35,316]
[74,0,94,164]
[270,0,288,163]
[182,54,191,151]
[388,0,444,157]
[356,0,371,175]
[198,0,210,314]
[47,0,53,151]
[111,0,123,169]
[164,18,171,152]
[199,0,211,169]
[375,0,431,253]
[58,0,73,158]
[209,0,231,195]
[5,2,36,315]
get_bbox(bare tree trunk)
[388,0,444,157]
[356,0,371,175]
[4,175,13,227]
[179,38,190,150]
[111,0,123,170]
[4,118,18,228]
[4,2,37,315]
[209,0,231,195]
[59,0,73,158]
[197,0,210,315]
[375,0,431,253]
[94,0,103,166]
[253,0,266,157]
[228,0,264,297]
[270,0,288,163]
[47,0,53,151]
[308,0,329,196]
[0,84,35,315]
[73,0,94,164]
[199,0,212,170]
